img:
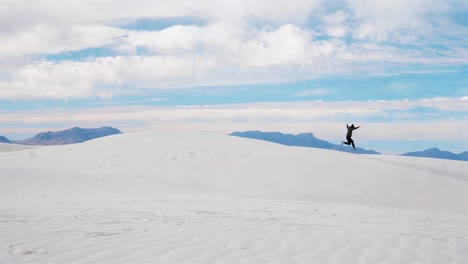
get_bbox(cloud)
[123,22,313,67]
[0,59,122,99]
[1,97,466,141]
[346,0,468,50]
[0,24,125,57]
[2,26,465,100]
[418,97,468,111]
[322,10,349,37]
[122,22,244,55]
[295,88,330,97]
[242,24,312,67]
[0,0,467,99]
[347,0,441,41]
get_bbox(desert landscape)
[1,131,467,263]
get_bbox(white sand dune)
[0,143,36,153]
[1,131,467,263]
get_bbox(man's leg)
[343,136,351,145]
[350,138,355,149]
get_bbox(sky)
[0,0,467,154]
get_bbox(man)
[342,124,360,150]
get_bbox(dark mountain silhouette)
[0,135,11,144]
[229,131,380,154]
[401,148,468,161]
[17,127,122,145]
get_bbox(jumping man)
[342,124,360,150]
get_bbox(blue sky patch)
[46,46,119,61]
[116,17,206,31]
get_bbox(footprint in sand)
[8,244,47,256]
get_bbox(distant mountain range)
[402,148,468,161]
[229,131,380,155]
[3,127,122,145]
[1,128,466,161]
[0,135,11,144]
[230,131,467,161]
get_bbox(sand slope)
[0,143,36,153]
[1,131,467,263]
